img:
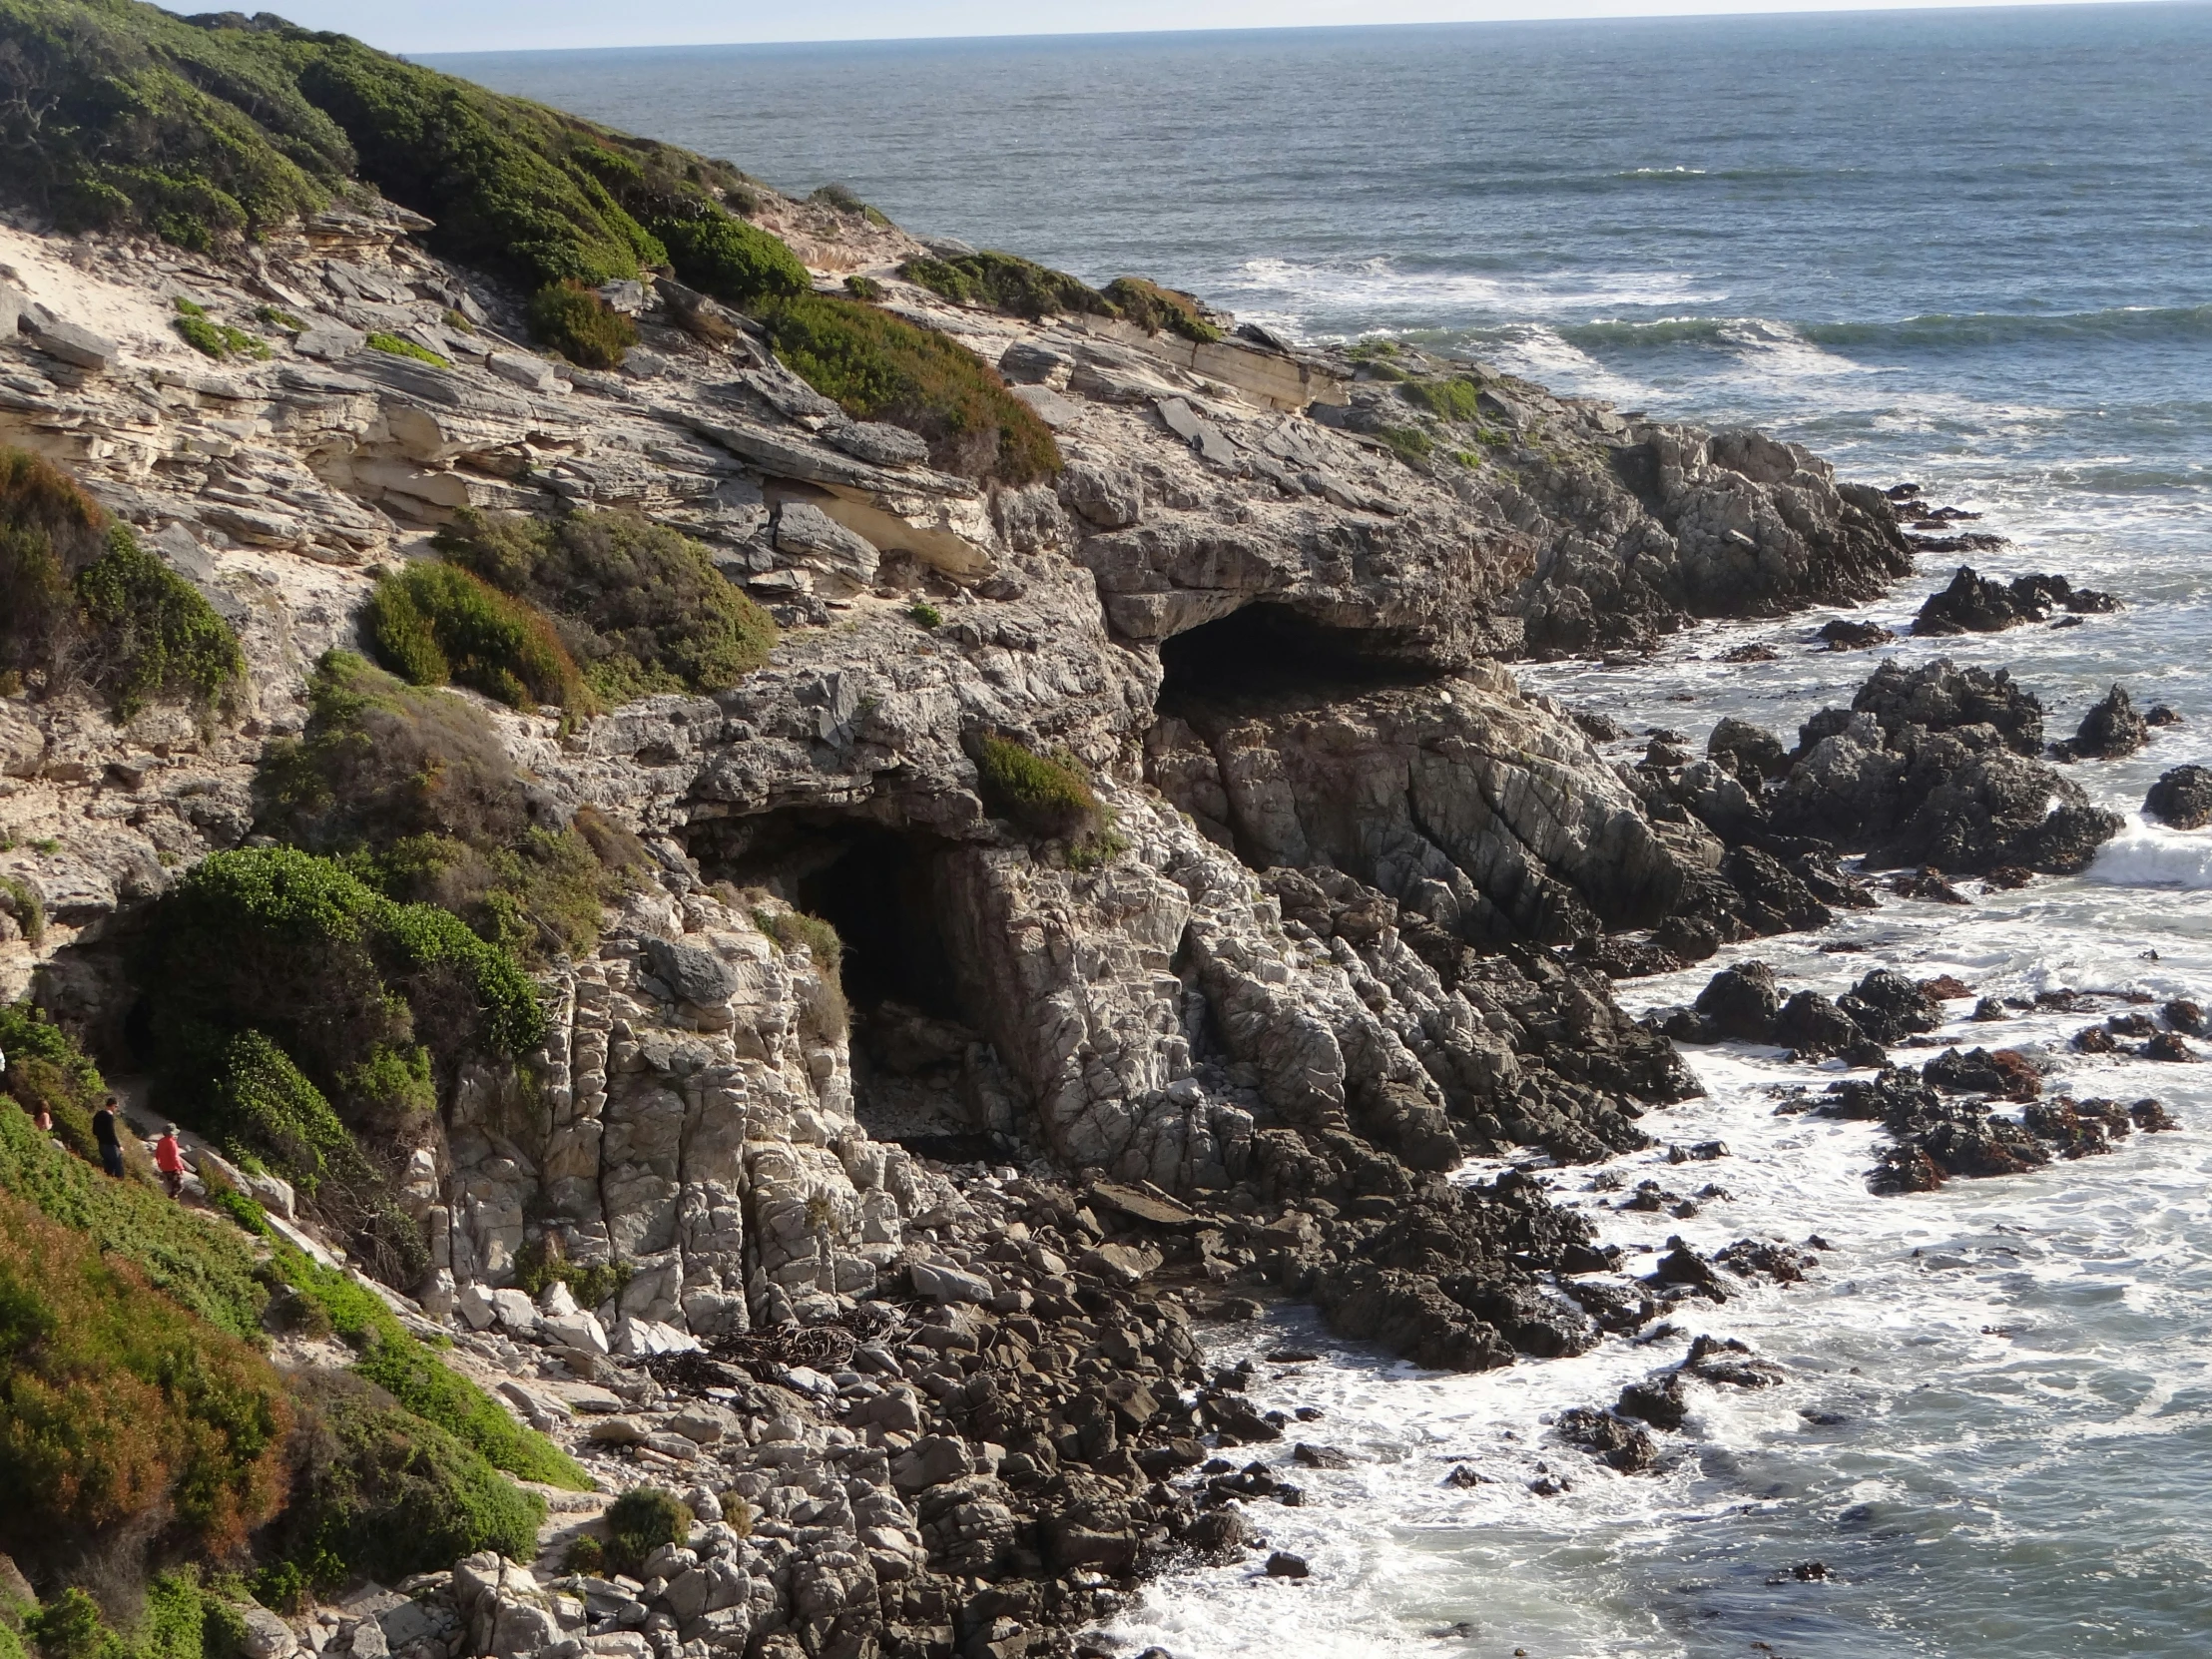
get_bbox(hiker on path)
[92,1096,123,1177]
[155,1123,186,1198]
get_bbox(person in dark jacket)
[92,1096,124,1177]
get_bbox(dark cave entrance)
[686,813,993,1147]
[1156,602,1439,714]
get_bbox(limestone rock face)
[0,202,1916,1337]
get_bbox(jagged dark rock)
[2055,684,2149,761]
[1913,565,2119,636]
[2145,765,2212,829]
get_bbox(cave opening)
[1156,602,1437,715]
[686,812,991,1147]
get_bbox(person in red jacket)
[154,1123,186,1199]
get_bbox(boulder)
[772,501,879,591]
[642,935,740,1007]
[1693,960,1779,1041]
[238,1609,298,1659]
[2145,765,2212,830]
[909,1260,995,1304]
[24,314,118,371]
[2058,684,2148,761]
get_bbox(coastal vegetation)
[0,448,243,720]
[759,293,1059,484]
[525,281,636,369]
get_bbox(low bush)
[511,1234,626,1312]
[975,735,1100,837]
[363,561,586,713]
[842,275,883,301]
[257,1371,545,1594]
[363,332,448,369]
[433,508,779,703]
[526,282,635,370]
[897,252,1113,322]
[1,449,243,721]
[907,601,942,629]
[758,293,1058,485]
[257,655,640,967]
[0,1192,292,1568]
[652,212,809,310]
[0,1079,265,1341]
[602,1487,692,1576]
[19,1568,249,1659]
[1101,276,1223,343]
[1399,376,1482,421]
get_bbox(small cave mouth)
[1157,602,1440,714]
[686,813,989,1145]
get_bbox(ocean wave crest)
[2086,818,2212,889]
[1804,304,2212,352]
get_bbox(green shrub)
[364,560,586,713]
[433,507,778,703]
[0,449,242,721]
[975,735,1100,837]
[602,1488,692,1576]
[363,332,448,369]
[0,876,42,946]
[24,1589,106,1659]
[561,1535,606,1576]
[259,1371,547,1592]
[526,282,635,370]
[842,275,883,302]
[652,212,809,310]
[512,1234,627,1312]
[28,1567,253,1659]
[1101,276,1223,343]
[758,293,1058,485]
[1399,377,1482,421]
[140,846,543,1282]
[907,601,942,629]
[256,305,304,331]
[809,182,884,223]
[897,252,1113,322]
[0,1192,292,1567]
[257,655,639,967]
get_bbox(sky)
[244,0,2167,57]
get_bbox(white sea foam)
[2086,818,2212,889]
[1220,256,1727,324]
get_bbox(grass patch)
[526,281,635,370]
[1101,276,1223,343]
[173,300,267,362]
[364,560,586,713]
[433,507,778,703]
[758,292,1058,485]
[1399,376,1482,421]
[363,332,448,369]
[0,1070,266,1341]
[898,252,1114,322]
[0,1190,293,1567]
[256,305,304,332]
[1,448,242,721]
[1376,425,1435,466]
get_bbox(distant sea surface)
[438,10,2212,1658]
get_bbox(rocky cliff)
[0,14,1962,1655]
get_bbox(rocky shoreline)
[0,102,2186,1659]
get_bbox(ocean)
[434,8,2212,1654]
